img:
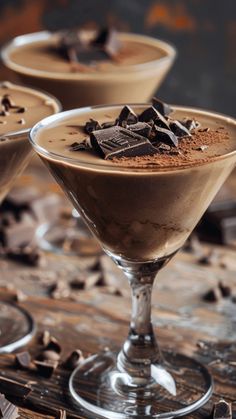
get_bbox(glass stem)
[117,264,163,380]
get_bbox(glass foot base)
[69,350,213,418]
[36,217,101,256]
[0,301,35,353]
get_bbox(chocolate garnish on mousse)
[67,98,203,160]
[56,27,122,69]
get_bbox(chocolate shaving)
[0,394,19,419]
[182,119,200,131]
[90,126,158,159]
[69,140,91,151]
[213,399,232,419]
[152,97,172,117]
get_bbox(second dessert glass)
[29,104,236,418]
[2,30,177,256]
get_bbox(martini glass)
[3,31,176,256]
[29,104,236,418]
[0,87,61,354]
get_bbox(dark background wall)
[0,0,235,116]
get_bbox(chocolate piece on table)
[127,122,152,138]
[92,28,121,58]
[6,247,42,267]
[90,126,158,159]
[0,212,36,248]
[152,126,178,147]
[213,399,232,419]
[34,360,58,378]
[64,349,84,370]
[169,120,191,138]
[152,97,172,117]
[218,281,231,298]
[0,376,31,399]
[84,118,101,134]
[139,106,169,130]
[15,351,31,369]
[203,287,221,303]
[0,393,19,419]
[44,336,61,354]
[118,106,138,126]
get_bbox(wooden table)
[0,244,236,418]
[0,166,236,418]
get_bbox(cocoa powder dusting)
[112,129,230,168]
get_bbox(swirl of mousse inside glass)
[0,81,60,203]
[33,99,236,263]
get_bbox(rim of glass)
[0,81,62,137]
[1,31,177,80]
[29,103,236,174]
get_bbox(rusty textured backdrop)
[0,0,235,116]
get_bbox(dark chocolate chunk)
[203,287,221,303]
[152,97,172,117]
[139,106,169,130]
[182,119,200,131]
[15,351,32,369]
[92,28,121,58]
[169,120,191,138]
[64,349,84,370]
[0,394,19,419]
[15,107,26,113]
[84,118,101,134]
[34,360,58,378]
[0,377,31,399]
[127,122,152,138]
[218,281,231,298]
[118,105,138,126]
[44,336,61,354]
[152,126,178,147]
[1,94,16,110]
[213,399,232,419]
[101,121,116,129]
[91,126,158,159]
[203,200,236,246]
[6,247,42,267]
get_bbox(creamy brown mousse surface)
[0,81,59,202]
[9,33,166,75]
[36,103,236,261]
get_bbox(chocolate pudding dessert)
[2,29,176,109]
[0,81,60,202]
[31,100,236,261]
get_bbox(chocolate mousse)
[31,100,236,261]
[2,30,176,108]
[0,81,60,202]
